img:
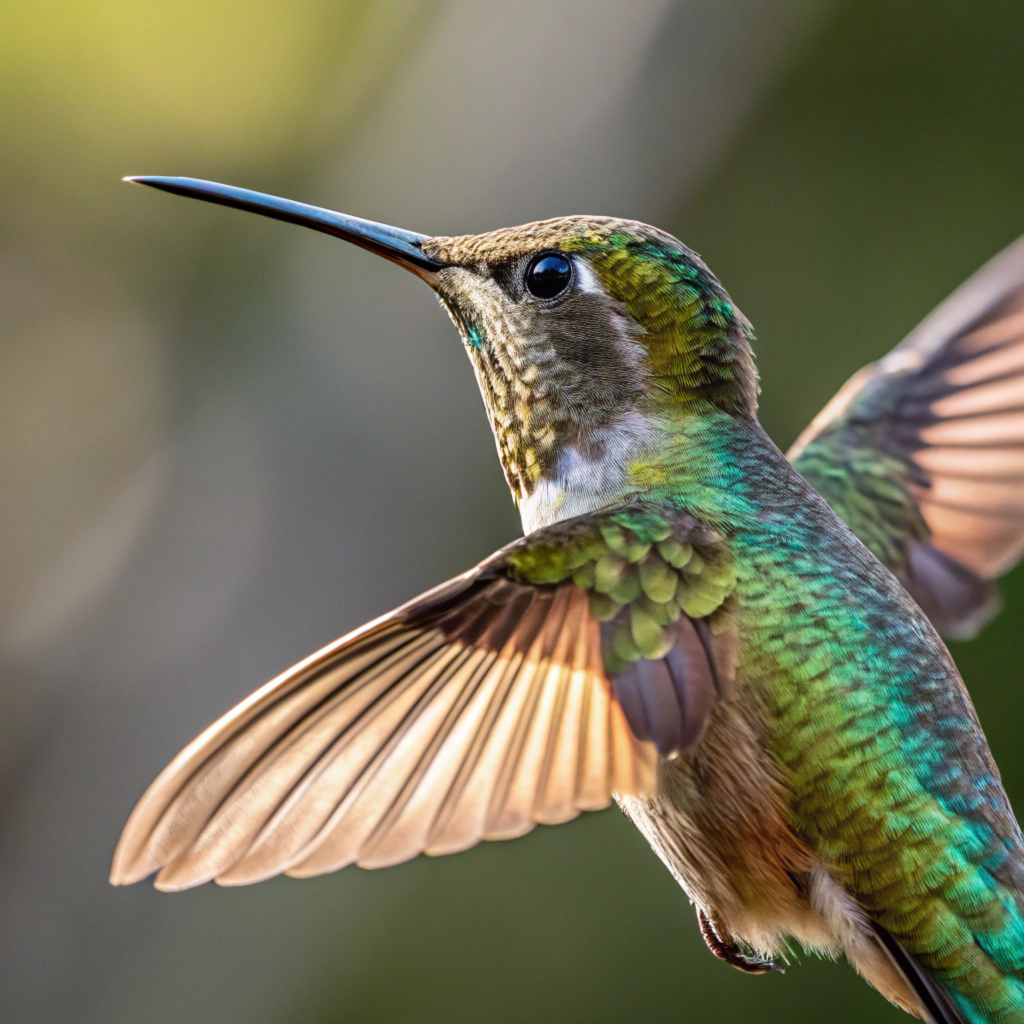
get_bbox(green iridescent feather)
[792,432,927,572]
[504,506,735,674]
[567,229,759,418]
[661,417,1024,1023]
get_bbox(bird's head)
[128,179,757,521]
[424,218,757,505]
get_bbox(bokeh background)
[3,1,1024,1021]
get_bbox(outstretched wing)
[789,234,1024,639]
[111,506,736,890]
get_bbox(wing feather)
[112,580,655,889]
[156,637,458,889]
[112,507,733,890]
[114,624,425,884]
[789,233,1024,637]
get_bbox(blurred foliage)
[0,0,431,226]
[0,0,435,665]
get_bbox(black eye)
[525,253,572,299]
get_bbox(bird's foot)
[697,909,783,975]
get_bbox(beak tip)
[124,175,163,189]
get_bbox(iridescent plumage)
[112,178,1024,1024]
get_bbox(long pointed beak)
[125,176,445,277]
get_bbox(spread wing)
[789,234,1024,639]
[110,506,737,891]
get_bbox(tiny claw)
[697,909,783,975]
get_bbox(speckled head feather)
[422,217,758,507]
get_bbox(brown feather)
[112,507,737,889]
[111,566,660,890]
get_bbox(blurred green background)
[2,1,1023,1022]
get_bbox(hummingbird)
[111,176,1024,1024]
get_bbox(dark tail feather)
[871,923,965,1024]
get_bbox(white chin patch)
[519,411,654,533]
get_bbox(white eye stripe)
[572,259,605,295]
